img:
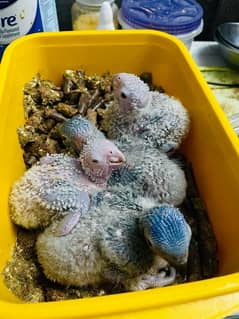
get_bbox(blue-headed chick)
[36,195,191,291]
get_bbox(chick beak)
[170,254,188,267]
[108,152,126,168]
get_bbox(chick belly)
[36,232,104,287]
[151,168,186,206]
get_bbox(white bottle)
[97,1,115,30]
[0,0,59,59]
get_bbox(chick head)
[80,138,126,184]
[112,73,151,112]
[141,205,191,266]
[60,115,102,150]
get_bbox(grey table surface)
[190,41,226,66]
[191,41,239,319]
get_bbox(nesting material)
[20,70,114,167]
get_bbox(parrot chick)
[59,117,187,206]
[108,136,187,206]
[101,73,190,153]
[36,201,191,291]
[9,136,125,231]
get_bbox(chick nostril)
[92,159,99,163]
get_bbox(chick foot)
[125,267,176,291]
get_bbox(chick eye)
[146,239,153,248]
[121,92,127,99]
[92,159,99,163]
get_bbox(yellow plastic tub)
[1,30,239,319]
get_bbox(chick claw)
[139,267,176,290]
[53,212,81,237]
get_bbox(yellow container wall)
[1,30,239,318]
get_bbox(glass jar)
[71,0,118,30]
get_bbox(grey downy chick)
[101,73,190,153]
[60,117,187,206]
[108,136,187,206]
[9,136,125,232]
[36,195,192,291]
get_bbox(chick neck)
[79,160,110,188]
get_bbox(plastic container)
[0,0,59,60]
[1,30,239,318]
[71,0,118,30]
[118,0,203,49]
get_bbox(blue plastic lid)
[121,0,203,35]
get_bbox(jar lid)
[76,0,114,7]
[121,0,203,35]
